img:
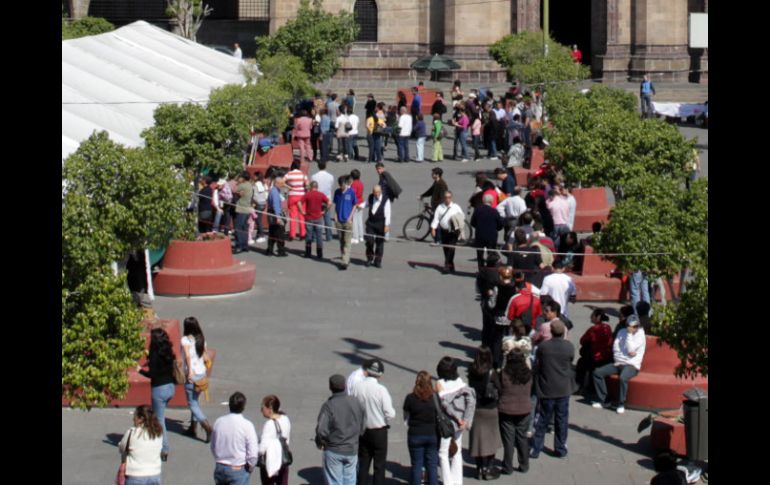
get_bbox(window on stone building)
[88,0,167,22]
[239,0,270,20]
[354,0,378,42]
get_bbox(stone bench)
[569,245,625,301]
[572,187,611,232]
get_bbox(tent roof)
[62,21,245,160]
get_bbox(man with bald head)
[363,185,391,268]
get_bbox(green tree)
[255,0,359,82]
[166,0,212,42]
[258,54,316,104]
[62,15,115,40]
[489,32,589,84]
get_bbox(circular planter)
[153,238,256,296]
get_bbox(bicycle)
[402,201,474,244]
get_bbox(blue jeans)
[213,210,224,233]
[323,210,334,241]
[367,134,376,162]
[321,132,333,161]
[235,212,250,250]
[407,434,439,485]
[552,224,570,250]
[641,94,654,117]
[184,382,207,423]
[593,363,639,405]
[489,138,498,158]
[373,134,384,162]
[323,450,357,485]
[151,383,175,453]
[126,475,162,485]
[453,128,468,159]
[397,136,410,161]
[214,463,251,485]
[629,271,651,312]
[255,203,266,237]
[531,396,569,457]
[306,218,324,249]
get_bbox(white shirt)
[346,367,366,396]
[540,272,577,319]
[210,413,260,467]
[566,193,576,230]
[398,114,412,137]
[348,114,360,136]
[312,170,335,200]
[335,114,350,137]
[497,195,527,219]
[431,202,463,230]
[233,47,243,60]
[259,416,291,478]
[253,181,267,205]
[493,108,506,120]
[181,336,207,378]
[613,328,647,370]
[364,195,391,226]
[352,377,396,429]
[119,427,162,477]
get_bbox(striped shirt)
[285,169,308,197]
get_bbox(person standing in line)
[411,86,422,121]
[346,359,375,396]
[497,186,527,243]
[471,194,504,270]
[211,392,260,485]
[497,350,532,475]
[197,176,215,234]
[545,187,570,249]
[312,107,322,162]
[118,405,164,485]
[300,181,329,259]
[467,346,503,480]
[640,75,656,118]
[403,370,439,485]
[181,316,213,443]
[138,329,176,462]
[266,175,288,257]
[352,360,396,485]
[397,106,413,162]
[320,108,333,162]
[294,109,313,164]
[251,173,269,244]
[436,356,476,485]
[539,259,577,320]
[430,191,464,274]
[374,103,387,162]
[431,92,447,122]
[335,105,351,162]
[366,110,377,163]
[363,184,391,268]
[471,115,483,161]
[311,161,336,242]
[414,113,427,163]
[348,109,361,161]
[315,374,367,485]
[485,266,518,368]
[284,161,309,242]
[452,106,470,162]
[431,113,444,162]
[333,175,357,270]
[258,395,291,485]
[365,93,377,120]
[233,171,254,254]
[350,169,365,244]
[375,163,402,242]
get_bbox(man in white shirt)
[431,190,464,274]
[346,359,374,396]
[363,185,391,268]
[497,186,527,242]
[540,259,577,319]
[232,43,242,60]
[348,112,360,161]
[562,185,577,231]
[211,392,260,484]
[352,360,395,485]
[592,316,646,414]
[396,106,413,162]
[335,106,351,162]
[311,160,336,241]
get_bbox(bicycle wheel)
[402,215,432,241]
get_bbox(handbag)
[173,359,185,385]
[432,393,455,439]
[484,369,499,401]
[115,429,132,485]
[193,376,209,395]
[273,419,293,466]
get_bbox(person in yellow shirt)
[367,114,377,162]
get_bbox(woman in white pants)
[436,356,477,485]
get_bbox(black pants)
[198,210,213,233]
[358,427,388,485]
[365,223,385,264]
[311,131,320,160]
[441,230,459,269]
[267,223,286,255]
[489,323,510,369]
[475,241,497,270]
[499,413,530,473]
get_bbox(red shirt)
[538,237,556,253]
[571,49,583,64]
[351,180,364,205]
[302,190,329,220]
[482,188,499,209]
[580,323,613,363]
[506,287,542,329]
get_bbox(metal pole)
[543,0,550,57]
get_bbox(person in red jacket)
[506,275,542,330]
[575,309,613,395]
[571,45,583,64]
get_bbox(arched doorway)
[545,0,592,65]
[354,0,378,42]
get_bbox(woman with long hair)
[259,395,291,485]
[497,351,532,475]
[576,309,613,395]
[403,371,439,485]
[118,405,164,485]
[181,316,212,443]
[139,328,176,461]
[468,346,502,480]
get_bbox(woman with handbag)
[403,371,439,485]
[138,328,176,462]
[436,356,476,485]
[117,405,163,485]
[467,346,503,480]
[259,395,291,485]
[181,316,213,443]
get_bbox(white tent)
[62,21,245,160]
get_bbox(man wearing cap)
[592,315,646,414]
[351,360,395,485]
[316,375,367,485]
[530,320,576,459]
[346,359,375,397]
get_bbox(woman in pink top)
[471,116,482,161]
[293,110,313,163]
[452,107,470,161]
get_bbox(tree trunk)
[69,0,91,19]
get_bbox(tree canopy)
[489,32,589,84]
[62,15,115,40]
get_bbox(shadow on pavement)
[453,323,482,341]
[336,337,423,376]
[297,465,325,485]
[385,461,411,483]
[439,340,478,359]
[583,304,621,318]
[103,433,123,447]
[568,423,653,456]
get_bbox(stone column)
[628,0,690,82]
[442,0,511,83]
[511,0,541,34]
[270,0,300,34]
[593,0,633,82]
[68,0,90,20]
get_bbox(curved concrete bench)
[606,336,708,411]
[569,245,624,301]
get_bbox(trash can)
[682,387,708,461]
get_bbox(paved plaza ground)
[61,111,707,485]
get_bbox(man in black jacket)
[364,185,391,268]
[470,193,504,270]
[530,320,576,459]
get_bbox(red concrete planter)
[246,144,309,180]
[606,336,708,411]
[514,147,545,186]
[397,88,440,115]
[572,187,612,232]
[569,245,625,301]
[153,238,256,296]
